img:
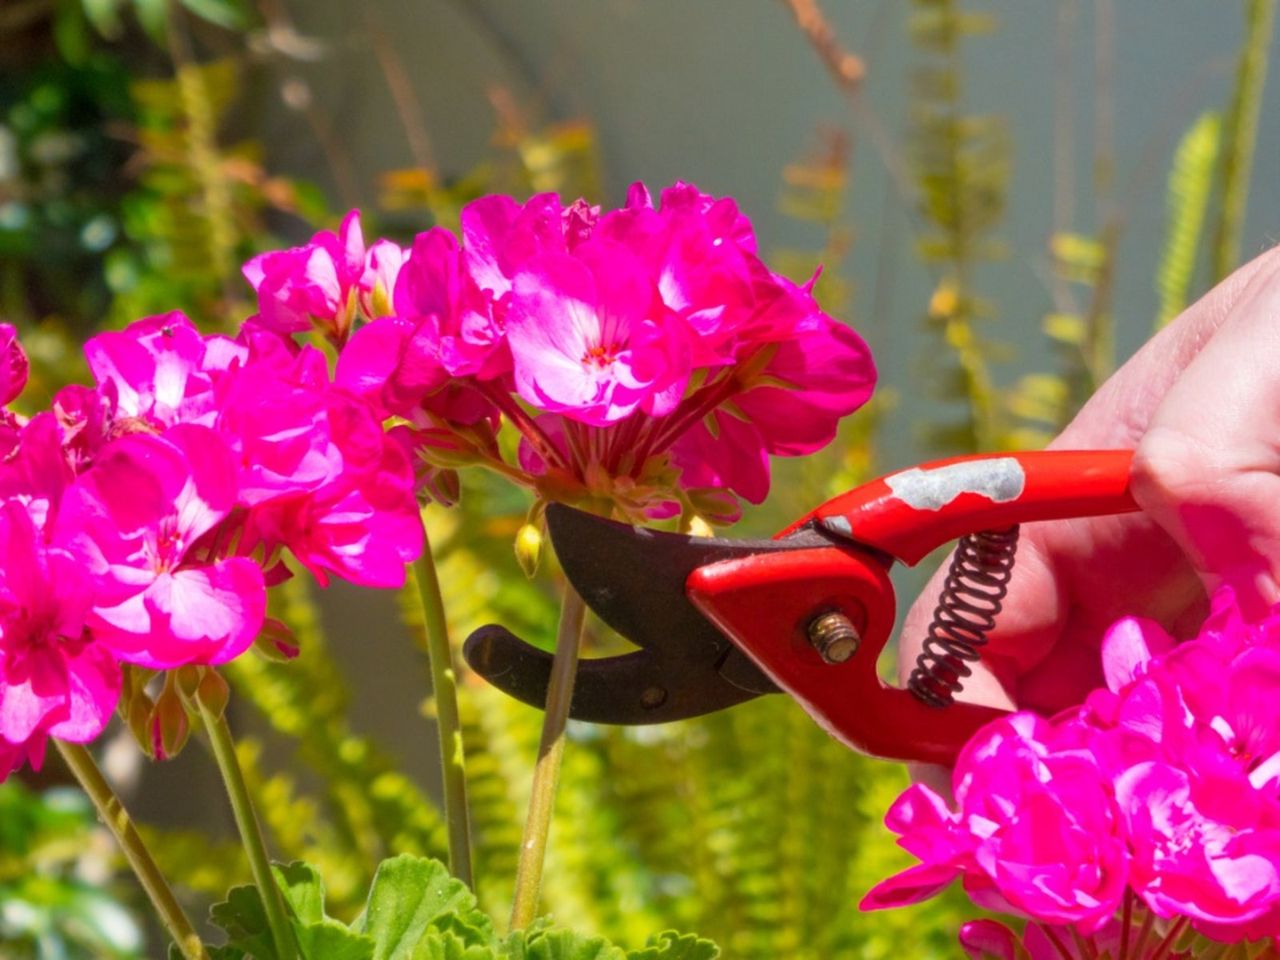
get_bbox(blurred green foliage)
[0,781,145,958]
[0,1,1275,958]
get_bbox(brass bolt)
[807,611,860,664]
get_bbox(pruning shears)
[463,451,1139,766]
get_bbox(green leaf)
[1050,232,1106,273]
[275,861,326,925]
[626,932,719,960]
[82,0,127,38]
[276,861,376,960]
[294,919,376,960]
[1041,313,1086,346]
[129,0,169,41]
[213,864,376,960]
[179,0,252,30]
[506,927,626,960]
[210,883,276,959]
[53,3,93,65]
[357,856,495,959]
[410,933,501,960]
[1156,111,1220,328]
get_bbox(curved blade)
[464,625,763,723]
[464,504,831,724]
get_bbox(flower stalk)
[55,741,209,960]
[412,517,474,887]
[1147,917,1188,960]
[197,695,298,960]
[509,582,588,929]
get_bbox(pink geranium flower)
[359,238,407,319]
[240,391,423,589]
[392,226,512,381]
[863,713,1128,933]
[84,311,245,431]
[53,425,265,669]
[869,588,1280,950]
[1092,602,1280,930]
[0,501,119,776]
[243,210,367,344]
[217,339,423,588]
[214,344,348,504]
[1117,759,1280,926]
[336,315,499,436]
[245,185,878,522]
[506,250,687,425]
[0,413,75,529]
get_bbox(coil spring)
[907,525,1020,708]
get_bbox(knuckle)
[1131,424,1214,506]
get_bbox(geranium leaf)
[294,918,376,960]
[505,928,627,960]
[357,855,495,958]
[274,861,326,925]
[409,931,501,960]
[212,862,375,960]
[210,883,275,958]
[626,931,720,960]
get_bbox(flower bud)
[126,693,156,759]
[196,668,231,719]
[418,467,461,509]
[684,514,715,538]
[253,618,300,662]
[686,488,742,525]
[0,324,28,406]
[958,920,1025,960]
[175,664,202,700]
[151,688,191,761]
[514,521,544,578]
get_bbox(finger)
[1132,256,1280,615]
[1057,243,1280,449]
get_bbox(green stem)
[1038,924,1073,960]
[1213,0,1275,281]
[413,518,474,888]
[198,700,298,960]
[509,582,588,929]
[55,741,209,960]
[1148,916,1189,960]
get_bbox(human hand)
[899,245,1280,739]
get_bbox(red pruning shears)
[464,451,1138,765]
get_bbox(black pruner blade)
[463,504,826,725]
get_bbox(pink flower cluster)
[0,314,421,779]
[863,588,1280,953]
[249,185,875,520]
[0,183,873,781]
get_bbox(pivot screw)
[640,686,668,710]
[807,611,860,664]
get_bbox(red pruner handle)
[689,450,1141,765]
[786,450,1139,565]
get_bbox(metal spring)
[908,525,1020,708]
